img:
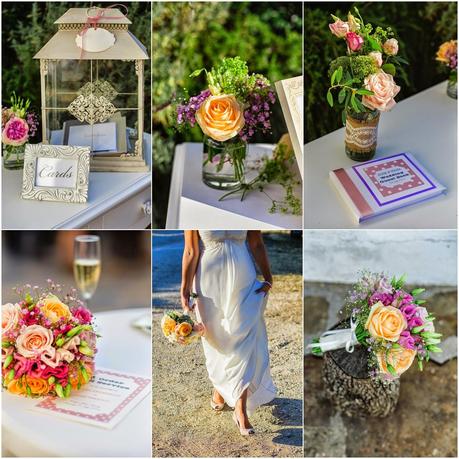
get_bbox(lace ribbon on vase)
[345,113,379,153]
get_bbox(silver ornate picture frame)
[21,144,90,203]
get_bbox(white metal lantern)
[34,7,149,172]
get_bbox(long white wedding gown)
[194,230,276,413]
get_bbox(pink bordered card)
[31,368,151,429]
[330,152,446,223]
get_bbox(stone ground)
[152,231,303,457]
[304,282,457,457]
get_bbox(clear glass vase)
[447,79,457,99]
[202,135,247,190]
[344,109,380,162]
[3,145,26,170]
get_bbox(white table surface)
[166,143,303,229]
[2,134,151,230]
[2,308,152,458]
[305,82,457,229]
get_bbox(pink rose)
[383,38,399,56]
[346,32,364,52]
[329,19,349,38]
[2,303,22,335]
[2,117,29,146]
[362,71,400,112]
[16,324,54,358]
[369,51,383,67]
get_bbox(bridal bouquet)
[310,272,442,380]
[2,281,97,398]
[326,8,407,160]
[2,92,39,169]
[161,311,205,345]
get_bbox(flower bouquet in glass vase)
[327,8,407,161]
[436,40,457,99]
[2,93,38,170]
[175,57,276,190]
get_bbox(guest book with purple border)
[330,152,446,223]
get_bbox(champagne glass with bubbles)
[73,235,101,306]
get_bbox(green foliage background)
[305,2,457,143]
[2,2,151,136]
[153,2,303,227]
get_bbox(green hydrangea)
[352,56,378,79]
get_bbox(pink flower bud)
[346,32,364,52]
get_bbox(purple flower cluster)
[26,112,39,138]
[239,80,276,142]
[176,90,211,127]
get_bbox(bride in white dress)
[180,230,276,435]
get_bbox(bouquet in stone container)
[310,272,442,380]
[2,281,97,398]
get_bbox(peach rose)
[362,71,400,112]
[329,19,350,38]
[2,303,22,335]
[26,377,49,396]
[365,302,407,342]
[196,94,245,142]
[383,38,399,56]
[7,379,26,396]
[16,324,54,358]
[377,346,416,376]
[40,295,71,323]
[40,347,75,368]
[161,315,176,337]
[369,51,383,68]
[175,322,193,337]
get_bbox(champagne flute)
[73,235,101,306]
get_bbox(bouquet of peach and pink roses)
[2,280,97,398]
[326,8,407,123]
[161,310,205,345]
[309,272,442,380]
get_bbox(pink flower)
[2,303,22,335]
[329,19,350,38]
[362,71,400,112]
[415,307,434,332]
[408,316,423,330]
[71,306,92,324]
[369,51,383,67]
[2,117,29,146]
[40,347,75,368]
[346,32,364,52]
[400,304,417,320]
[383,38,399,56]
[398,331,416,350]
[16,324,54,358]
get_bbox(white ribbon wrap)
[307,317,359,353]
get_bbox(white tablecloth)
[2,308,151,457]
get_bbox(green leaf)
[427,345,442,353]
[55,384,64,398]
[412,325,426,334]
[411,288,425,296]
[350,93,360,113]
[331,69,337,86]
[386,363,397,376]
[426,338,442,345]
[338,88,346,104]
[415,300,426,305]
[418,359,423,371]
[382,63,396,76]
[391,343,401,349]
[421,332,443,338]
[326,90,333,108]
[189,68,206,78]
[356,89,374,96]
[336,66,343,84]
[341,110,347,126]
[354,96,365,112]
[367,36,382,51]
